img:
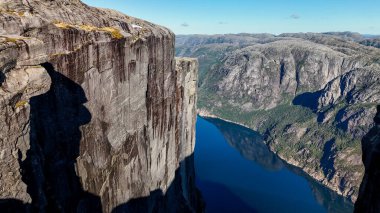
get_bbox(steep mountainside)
[177,33,380,201]
[359,38,380,49]
[0,0,201,212]
[355,106,380,213]
[176,34,280,86]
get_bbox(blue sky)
[82,0,380,35]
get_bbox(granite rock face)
[355,106,380,213]
[0,0,200,212]
[0,63,51,204]
[177,33,380,201]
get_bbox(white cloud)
[181,22,189,27]
[290,14,300,19]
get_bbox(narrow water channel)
[195,116,354,213]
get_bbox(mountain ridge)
[177,32,380,202]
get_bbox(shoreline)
[197,109,356,203]
[197,110,252,130]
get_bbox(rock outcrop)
[355,106,380,213]
[0,0,200,212]
[177,33,380,201]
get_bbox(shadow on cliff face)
[0,63,204,212]
[0,199,32,213]
[320,139,337,181]
[355,105,380,213]
[292,91,322,112]
[0,70,5,86]
[0,62,13,86]
[112,154,204,213]
[19,62,102,212]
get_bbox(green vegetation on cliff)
[177,33,380,201]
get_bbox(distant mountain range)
[176,32,380,202]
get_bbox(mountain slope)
[177,33,380,201]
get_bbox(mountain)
[355,106,380,213]
[0,0,202,212]
[176,32,380,201]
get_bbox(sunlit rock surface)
[0,0,200,212]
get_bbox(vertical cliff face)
[0,61,51,205]
[355,106,380,213]
[0,0,200,212]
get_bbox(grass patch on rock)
[54,22,124,39]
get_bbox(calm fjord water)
[195,116,354,213]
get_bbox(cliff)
[0,0,201,212]
[177,33,380,201]
[355,106,380,213]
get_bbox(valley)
[177,33,380,202]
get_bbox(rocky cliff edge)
[0,0,200,212]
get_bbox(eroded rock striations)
[0,0,200,212]
[177,33,380,201]
[355,106,380,213]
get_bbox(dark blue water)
[195,116,354,213]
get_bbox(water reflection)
[209,118,283,171]
[195,116,353,213]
